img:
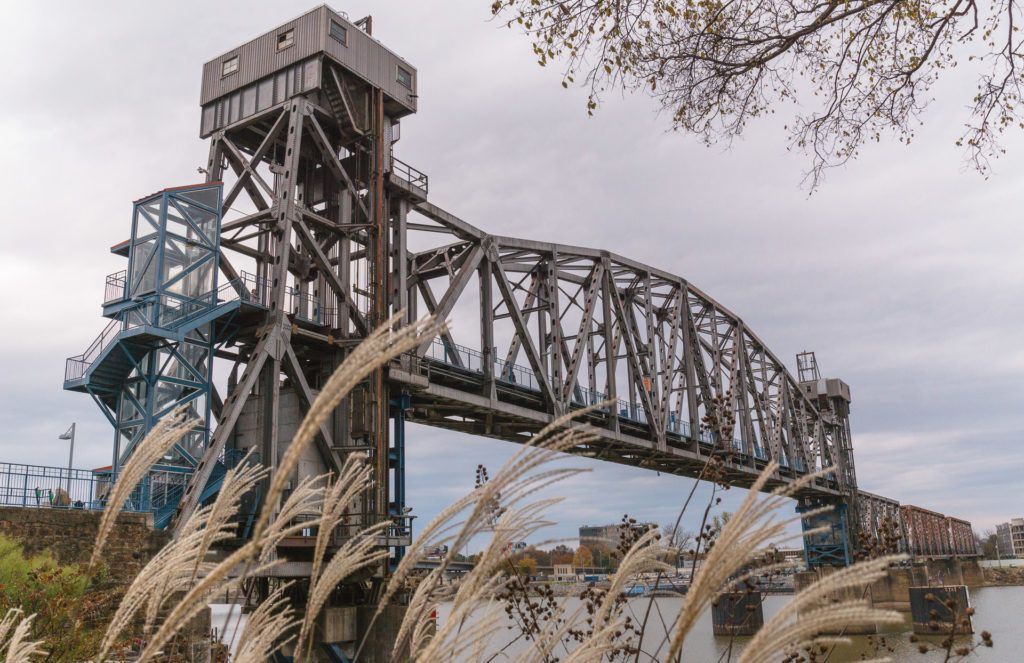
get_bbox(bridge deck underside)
[392,359,840,499]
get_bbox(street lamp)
[58,423,75,495]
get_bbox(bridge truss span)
[395,199,853,498]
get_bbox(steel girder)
[398,201,849,498]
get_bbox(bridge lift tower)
[795,351,859,566]
[66,7,426,629]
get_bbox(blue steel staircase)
[63,280,249,403]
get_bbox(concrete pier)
[793,568,879,634]
[909,586,973,635]
[794,558,985,635]
[711,591,764,635]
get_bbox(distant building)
[552,563,575,581]
[579,522,656,549]
[996,518,1024,557]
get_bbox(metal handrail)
[65,319,121,381]
[391,157,429,193]
[104,270,127,304]
[69,271,335,382]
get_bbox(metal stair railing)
[65,319,122,382]
[70,271,323,384]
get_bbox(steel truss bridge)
[61,7,976,574]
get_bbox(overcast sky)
[1,1,1021,548]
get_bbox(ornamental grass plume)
[89,404,197,569]
[737,555,906,663]
[378,407,604,662]
[294,452,375,658]
[130,314,442,661]
[663,460,900,662]
[251,313,445,546]
[0,611,45,663]
[130,478,322,661]
[296,520,391,658]
[11,311,942,663]
[232,584,298,663]
[94,457,267,662]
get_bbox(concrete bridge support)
[303,604,408,663]
[909,585,973,635]
[711,591,764,636]
[795,558,984,634]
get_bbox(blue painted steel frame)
[798,499,852,567]
[110,184,223,476]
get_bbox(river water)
[436,585,1023,661]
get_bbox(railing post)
[21,474,27,507]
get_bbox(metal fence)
[0,462,145,511]
[104,270,127,304]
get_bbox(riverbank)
[981,565,1024,586]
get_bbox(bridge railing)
[420,338,799,466]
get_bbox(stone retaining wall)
[0,506,169,583]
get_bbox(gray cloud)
[1,0,1020,544]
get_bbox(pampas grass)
[7,314,937,663]
[232,584,298,663]
[94,456,268,661]
[377,408,602,662]
[0,610,45,663]
[295,453,375,657]
[89,405,198,569]
[737,555,907,663]
[665,460,837,661]
[252,313,445,545]
[125,315,443,661]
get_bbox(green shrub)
[0,535,113,662]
